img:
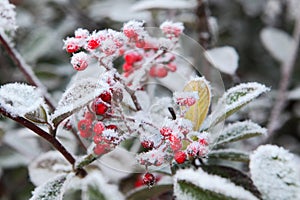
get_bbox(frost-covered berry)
[71,52,89,71]
[106,124,117,130]
[169,135,182,151]
[199,138,208,146]
[166,62,177,72]
[80,130,92,138]
[160,127,172,137]
[78,119,92,133]
[84,111,95,121]
[143,172,155,187]
[125,52,142,65]
[64,38,80,53]
[93,99,108,115]
[99,91,112,103]
[160,21,184,38]
[141,140,154,149]
[94,143,109,155]
[122,63,132,72]
[88,39,100,49]
[93,135,103,144]
[93,121,105,135]
[174,151,186,164]
[135,39,145,48]
[75,28,89,39]
[149,65,168,78]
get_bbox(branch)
[265,16,300,143]
[0,32,56,111]
[196,0,212,50]
[0,107,76,166]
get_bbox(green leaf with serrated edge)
[215,121,267,146]
[203,82,269,130]
[50,78,103,127]
[182,77,211,131]
[176,180,236,200]
[126,184,173,200]
[29,174,68,200]
[207,149,250,162]
[200,165,262,199]
[174,168,259,200]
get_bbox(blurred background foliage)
[0,0,300,199]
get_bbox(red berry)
[78,119,92,132]
[93,135,103,144]
[66,43,79,53]
[134,175,144,188]
[93,121,105,135]
[106,124,117,130]
[93,99,108,115]
[94,143,109,155]
[160,127,172,137]
[125,53,137,65]
[122,63,133,72]
[174,151,186,164]
[99,91,112,103]
[141,140,154,149]
[88,39,100,49]
[169,135,182,151]
[143,173,155,187]
[84,111,95,121]
[80,130,92,138]
[156,66,168,78]
[149,66,157,77]
[199,138,208,146]
[123,29,137,38]
[135,39,145,48]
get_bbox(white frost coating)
[216,120,267,145]
[51,78,104,121]
[260,27,295,63]
[29,151,72,186]
[250,145,300,200]
[131,0,196,11]
[30,174,68,200]
[205,46,239,75]
[0,0,17,33]
[0,83,44,117]
[174,168,259,200]
[80,170,125,200]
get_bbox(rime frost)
[0,0,17,34]
[250,145,300,200]
[0,83,45,117]
[174,168,259,200]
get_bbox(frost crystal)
[0,83,44,117]
[174,168,259,200]
[0,0,17,34]
[250,145,300,200]
[160,21,184,37]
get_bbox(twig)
[196,0,211,50]
[0,33,56,111]
[0,107,75,165]
[265,16,300,143]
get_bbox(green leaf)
[204,82,269,130]
[30,174,68,200]
[176,180,236,200]
[126,184,173,200]
[182,77,211,131]
[174,168,259,200]
[207,149,250,162]
[201,165,261,199]
[215,121,267,145]
[50,78,103,127]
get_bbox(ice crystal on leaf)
[174,168,259,200]
[250,145,300,200]
[0,83,45,117]
[0,0,17,34]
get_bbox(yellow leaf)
[182,77,211,131]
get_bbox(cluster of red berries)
[77,90,122,155]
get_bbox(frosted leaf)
[260,27,295,63]
[0,0,17,34]
[205,46,239,75]
[182,77,211,131]
[216,121,267,145]
[131,0,196,11]
[51,78,104,127]
[204,82,270,129]
[30,174,70,200]
[0,83,45,117]
[28,151,72,186]
[250,145,300,200]
[66,170,124,200]
[174,168,259,200]
[126,184,173,199]
[208,149,250,162]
